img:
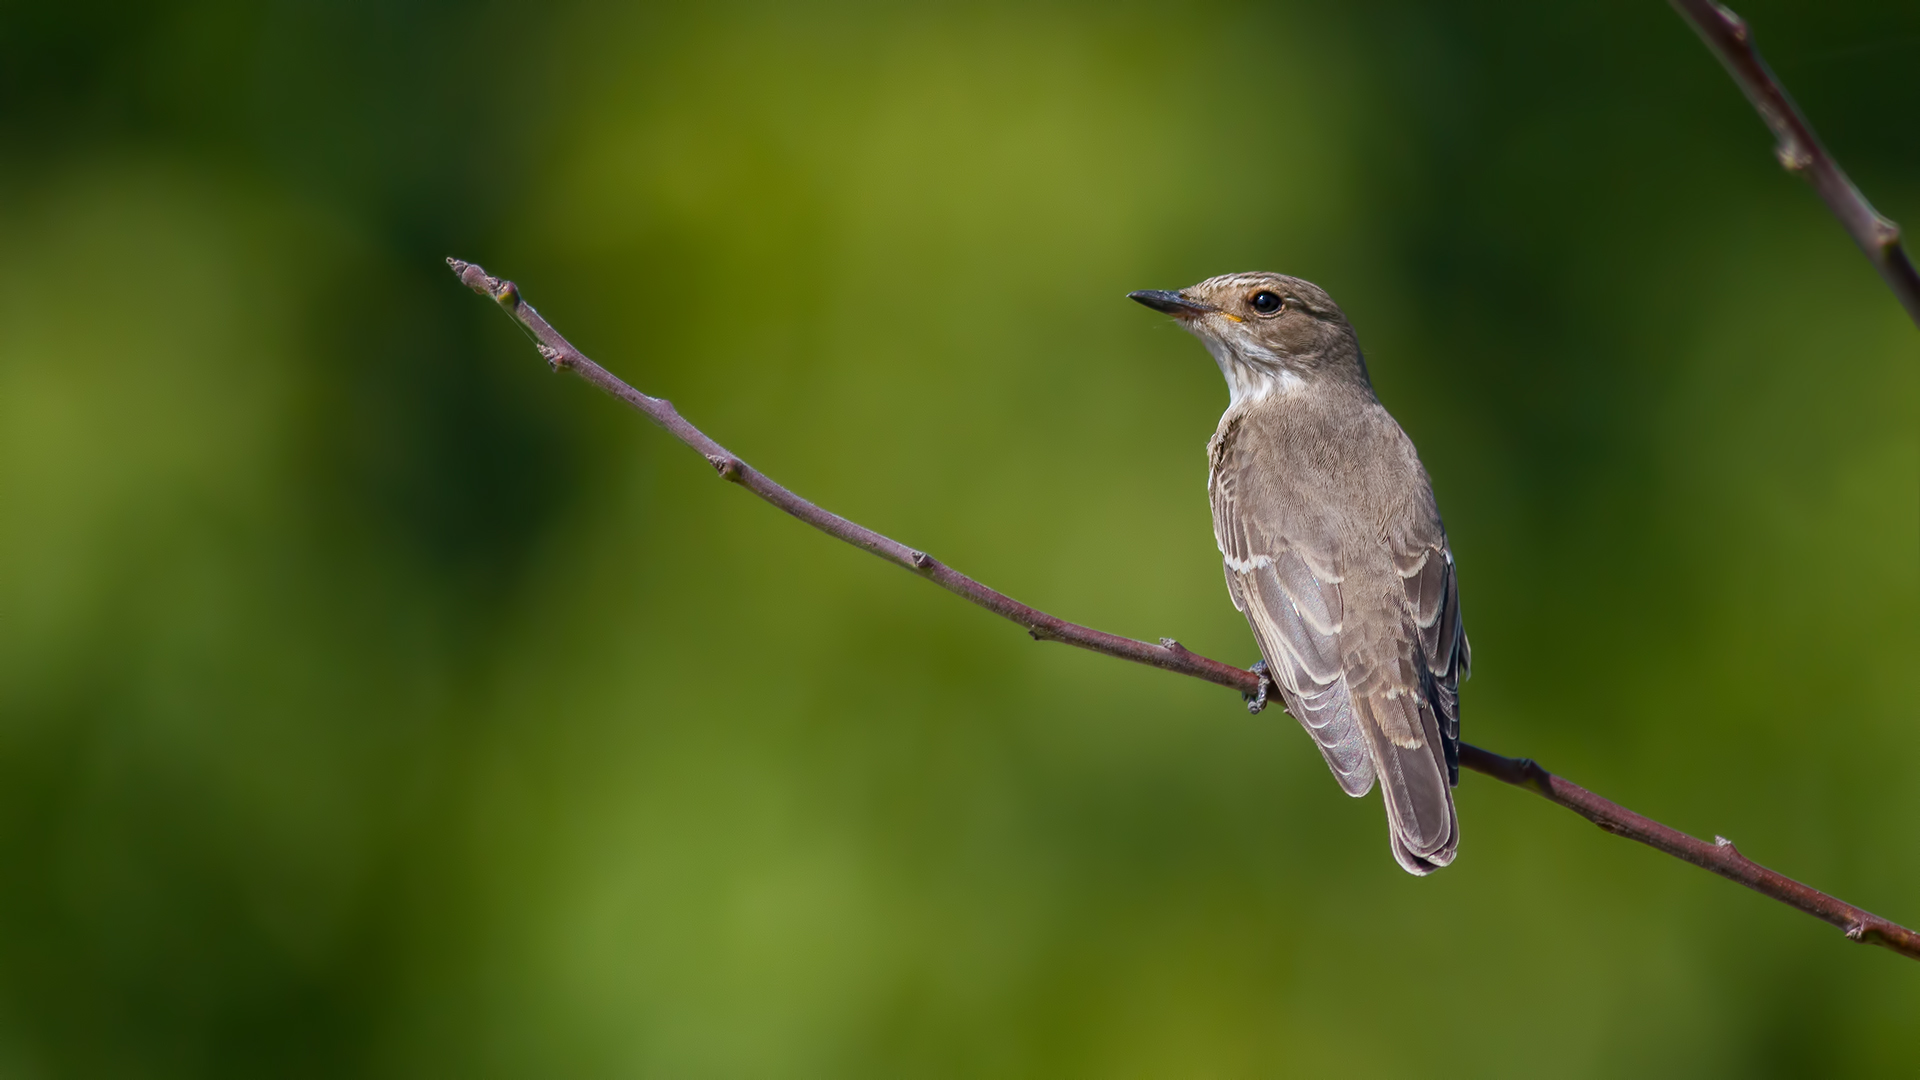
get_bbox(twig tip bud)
[1712,2,1748,43]
[447,258,497,296]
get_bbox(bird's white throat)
[1202,337,1305,407]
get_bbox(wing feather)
[1212,425,1374,795]
[1238,555,1373,793]
[1395,537,1466,785]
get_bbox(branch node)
[1516,757,1555,796]
[537,344,567,372]
[909,550,936,571]
[1714,1,1747,42]
[705,455,743,481]
[1158,637,1192,655]
[492,279,522,311]
[1774,142,1812,173]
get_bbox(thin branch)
[1669,0,1920,328]
[448,258,1920,962]
[1458,745,1919,959]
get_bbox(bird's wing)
[1351,519,1466,873]
[1391,534,1468,784]
[1210,427,1373,796]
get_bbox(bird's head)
[1129,272,1368,404]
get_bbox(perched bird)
[1130,274,1468,874]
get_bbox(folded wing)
[1211,430,1372,795]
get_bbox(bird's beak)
[1128,290,1216,319]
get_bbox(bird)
[1130,274,1468,874]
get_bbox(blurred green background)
[1,0,1915,1075]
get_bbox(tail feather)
[1356,692,1458,875]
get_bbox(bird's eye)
[1250,291,1283,315]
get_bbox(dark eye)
[1250,291,1283,314]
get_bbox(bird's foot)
[1243,660,1274,715]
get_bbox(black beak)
[1128,290,1214,318]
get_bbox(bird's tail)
[1355,692,1458,875]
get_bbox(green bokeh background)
[2,1,1915,1075]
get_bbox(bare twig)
[449,258,1920,962]
[1458,745,1919,959]
[1669,0,1920,328]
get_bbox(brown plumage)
[1130,274,1469,874]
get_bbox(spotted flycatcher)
[1131,274,1467,874]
